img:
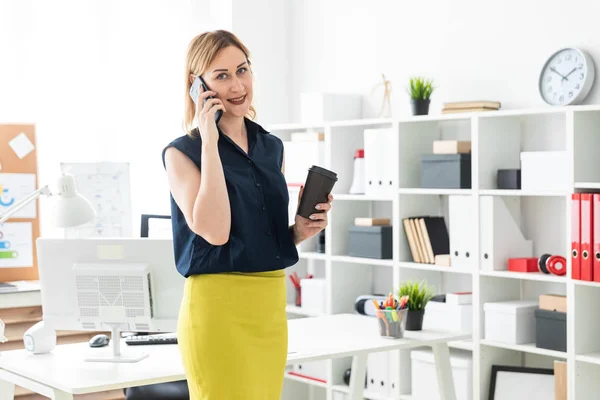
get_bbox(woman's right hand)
[195,86,226,146]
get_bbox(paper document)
[60,162,132,237]
[0,173,37,219]
[148,218,173,239]
[0,222,33,268]
[8,132,35,159]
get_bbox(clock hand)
[564,68,577,80]
[550,67,567,81]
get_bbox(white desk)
[0,314,468,400]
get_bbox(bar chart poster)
[0,222,33,268]
[0,173,37,219]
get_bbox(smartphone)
[189,75,223,124]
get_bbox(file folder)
[572,193,581,280]
[367,351,389,395]
[581,193,593,281]
[594,194,600,282]
[449,196,476,270]
[479,196,532,271]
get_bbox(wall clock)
[539,47,595,106]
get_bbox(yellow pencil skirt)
[177,269,288,400]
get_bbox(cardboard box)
[433,140,471,154]
[435,254,451,266]
[354,217,391,226]
[554,360,567,400]
[539,294,567,313]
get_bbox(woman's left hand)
[293,186,333,243]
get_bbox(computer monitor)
[140,214,172,239]
[36,238,184,363]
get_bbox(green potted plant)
[408,76,434,116]
[397,280,434,330]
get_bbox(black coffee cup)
[297,165,338,219]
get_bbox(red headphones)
[538,253,566,276]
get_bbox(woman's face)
[200,45,253,118]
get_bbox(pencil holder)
[377,309,408,339]
[295,287,302,307]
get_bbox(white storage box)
[520,151,569,191]
[300,278,326,314]
[484,300,538,344]
[423,301,473,333]
[283,140,326,187]
[411,349,472,400]
[333,391,348,400]
[300,92,362,123]
[291,359,328,383]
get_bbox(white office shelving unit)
[267,104,600,400]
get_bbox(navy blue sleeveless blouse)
[161,118,299,278]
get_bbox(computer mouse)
[89,334,110,348]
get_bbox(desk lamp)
[0,173,95,355]
[0,172,95,226]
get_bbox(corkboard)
[0,124,39,282]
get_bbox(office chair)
[124,381,189,400]
[124,213,189,400]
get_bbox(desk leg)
[348,353,367,400]
[432,343,457,400]
[51,390,74,400]
[0,379,15,400]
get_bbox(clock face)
[539,48,595,106]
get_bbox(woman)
[162,30,333,399]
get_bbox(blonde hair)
[183,30,256,137]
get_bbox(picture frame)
[489,365,554,400]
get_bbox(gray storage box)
[348,225,392,259]
[535,308,566,352]
[420,153,471,189]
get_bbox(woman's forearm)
[192,143,231,245]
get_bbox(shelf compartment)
[333,193,395,201]
[284,371,328,388]
[397,261,472,274]
[298,252,327,260]
[398,188,472,195]
[574,182,600,189]
[480,339,567,359]
[479,270,567,283]
[574,279,600,288]
[479,189,568,197]
[576,352,600,366]
[331,255,394,267]
[478,112,567,191]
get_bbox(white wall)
[288,0,600,122]
[232,0,292,125]
[0,0,229,237]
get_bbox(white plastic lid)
[484,300,538,314]
[410,348,472,368]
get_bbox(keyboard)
[125,333,178,346]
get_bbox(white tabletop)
[0,313,468,394]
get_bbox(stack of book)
[442,100,501,114]
[402,216,450,265]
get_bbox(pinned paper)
[9,132,35,159]
[0,173,37,218]
[0,222,33,268]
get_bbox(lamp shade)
[52,174,96,228]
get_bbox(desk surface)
[0,314,468,394]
